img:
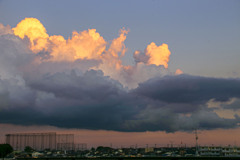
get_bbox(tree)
[24,146,34,153]
[0,144,13,158]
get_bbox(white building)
[199,146,240,157]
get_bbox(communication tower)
[195,130,199,156]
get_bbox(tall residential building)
[5,132,74,151]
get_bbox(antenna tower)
[195,130,199,156]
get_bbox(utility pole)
[195,130,199,156]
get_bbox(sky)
[0,0,240,148]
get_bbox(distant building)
[74,143,87,151]
[199,146,240,157]
[56,134,74,150]
[145,147,154,153]
[199,146,221,156]
[5,132,74,151]
[222,146,240,157]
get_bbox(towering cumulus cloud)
[133,42,171,68]
[13,18,49,53]
[0,18,240,132]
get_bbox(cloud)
[0,19,240,132]
[0,24,13,36]
[11,18,173,89]
[27,69,124,101]
[123,108,240,132]
[0,34,33,79]
[133,74,240,104]
[1,67,240,132]
[133,42,171,68]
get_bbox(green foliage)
[91,147,95,152]
[24,146,34,153]
[0,144,13,158]
[96,146,113,153]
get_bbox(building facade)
[5,132,74,151]
[199,146,240,157]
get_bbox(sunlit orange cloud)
[49,29,106,61]
[13,18,171,67]
[99,28,129,71]
[12,18,127,64]
[12,18,107,61]
[146,42,171,68]
[12,18,49,53]
[107,28,128,58]
[175,69,183,75]
[93,29,131,86]
[69,29,106,60]
[12,17,175,85]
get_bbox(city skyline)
[1,126,240,148]
[0,0,240,147]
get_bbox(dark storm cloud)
[133,74,240,104]
[123,109,240,132]
[27,69,124,100]
[219,98,240,110]
[0,25,240,132]
[1,70,240,132]
[0,69,139,130]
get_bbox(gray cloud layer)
[133,75,240,104]
[0,25,240,132]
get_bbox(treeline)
[0,144,13,158]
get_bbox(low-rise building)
[222,146,240,157]
[199,146,240,157]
